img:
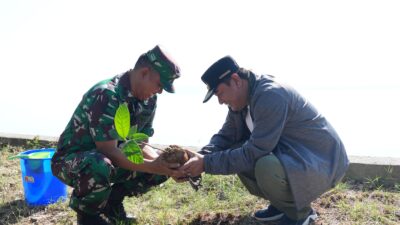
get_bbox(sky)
[1,0,399,157]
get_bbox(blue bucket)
[19,148,67,206]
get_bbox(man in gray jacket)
[181,56,349,225]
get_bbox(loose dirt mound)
[160,144,189,165]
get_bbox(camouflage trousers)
[51,150,168,215]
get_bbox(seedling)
[115,104,202,190]
[160,145,202,191]
[114,103,148,164]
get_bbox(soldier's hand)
[154,153,180,168]
[151,155,185,177]
[180,153,204,177]
[142,144,160,160]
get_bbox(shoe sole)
[301,213,318,225]
[253,212,284,221]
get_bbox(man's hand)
[179,152,205,177]
[142,144,159,160]
[151,154,186,177]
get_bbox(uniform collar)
[117,71,155,105]
[116,72,134,102]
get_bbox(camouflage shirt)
[56,72,157,157]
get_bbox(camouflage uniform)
[51,72,167,215]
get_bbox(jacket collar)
[247,71,258,101]
[230,71,258,117]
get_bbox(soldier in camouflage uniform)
[51,45,184,225]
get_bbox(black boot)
[103,183,136,225]
[103,200,136,225]
[77,211,111,225]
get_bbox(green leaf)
[127,125,138,139]
[127,152,144,164]
[114,104,130,139]
[131,133,149,142]
[122,140,140,154]
[122,140,144,164]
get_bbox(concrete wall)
[1,133,399,186]
[346,155,400,186]
[0,132,57,148]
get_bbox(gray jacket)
[202,73,349,209]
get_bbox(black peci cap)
[201,56,239,103]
